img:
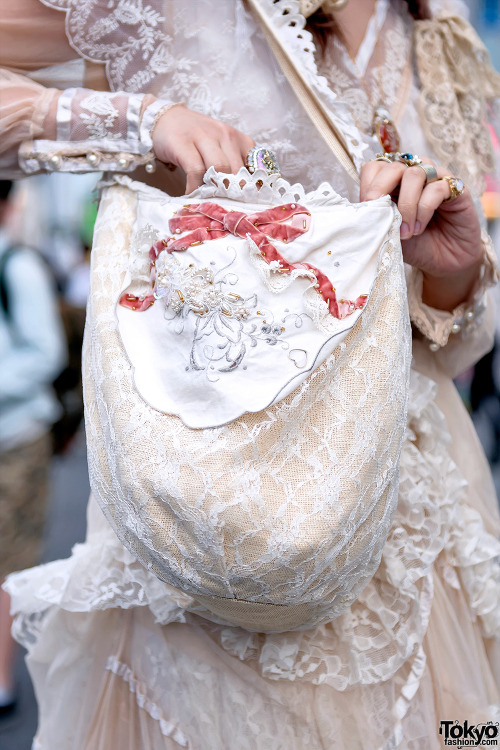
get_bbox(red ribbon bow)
[120,202,367,318]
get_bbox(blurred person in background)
[0,179,66,715]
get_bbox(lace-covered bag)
[83,169,411,632]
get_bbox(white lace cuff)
[407,230,499,351]
[19,89,177,175]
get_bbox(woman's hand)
[152,105,255,193]
[360,159,483,311]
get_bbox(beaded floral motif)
[153,252,292,381]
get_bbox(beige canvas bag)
[82,2,411,632]
[83,162,411,633]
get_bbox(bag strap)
[245,0,360,185]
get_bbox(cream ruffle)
[6,370,500,698]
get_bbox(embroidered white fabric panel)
[116,171,395,428]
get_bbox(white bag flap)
[116,170,398,428]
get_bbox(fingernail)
[400,222,410,239]
[414,221,421,235]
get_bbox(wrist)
[408,230,499,351]
[421,257,483,312]
[139,98,181,152]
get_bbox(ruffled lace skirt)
[5,366,500,750]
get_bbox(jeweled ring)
[441,176,465,202]
[416,163,438,184]
[395,152,423,167]
[374,153,394,163]
[246,146,280,176]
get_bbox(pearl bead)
[49,155,61,168]
[145,162,156,174]
[118,157,129,169]
[451,323,461,334]
[429,342,440,352]
[86,153,100,167]
[465,310,475,321]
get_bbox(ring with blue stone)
[395,152,423,167]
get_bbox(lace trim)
[414,12,500,194]
[407,230,499,349]
[105,167,359,207]
[39,0,166,92]
[317,1,413,143]
[105,656,191,747]
[262,0,368,170]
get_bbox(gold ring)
[374,153,393,163]
[416,164,438,183]
[441,176,465,202]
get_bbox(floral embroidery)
[79,93,120,140]
[154,254,250,320]
[153,252,291,381]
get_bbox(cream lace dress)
[1,0,500,748]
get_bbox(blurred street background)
[1,1,500,748]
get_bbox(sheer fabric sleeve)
[0,0,176,178]
[0,69,59,178]
[17,89,174,176]
[0,71,175,178]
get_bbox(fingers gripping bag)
[83,169,411,633]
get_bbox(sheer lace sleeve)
[0,67,177,177]
[0,69,59,177]
[0,0,177,177]
[18,88,176,175]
